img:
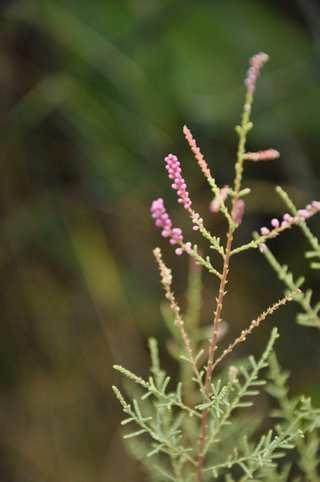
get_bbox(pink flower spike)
[151,198,172,230]
[271,218,280,228]
[175,248,183,256]
[260,227,270,235]
[171,227,183,243]
[245,52,269,94]
[150,198,184,248]
[244,149,280,162]
[164,154,192,210]
[296,201,320,221]
[183,125,211,179]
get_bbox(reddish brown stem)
[196,230,234,481]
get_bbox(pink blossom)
[244,149,280,161]
[151,198,173,236]
[283,213,293,222]
[298,209,311,220]
[245,52,269,94]
[150,198,189,255]
[231,199,245,225]
[258,199,320,250]
[183,125,211,178]
[164,154,192,210]
[150,198,182,243]
[260,227,270,235]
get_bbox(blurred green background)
[0,0,320,480]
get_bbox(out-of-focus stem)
[196,87,254,482]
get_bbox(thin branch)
[153,247,204,390]
[212,293,296,371]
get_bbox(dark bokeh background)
[0,1,320,481]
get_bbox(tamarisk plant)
[112,53,320,481]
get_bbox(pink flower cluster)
[244,149,280,162]
[183,125,211,179]
[164,154,192,209]
[150,198,191,255]
[245,52,269,94]
[258,201,320,251]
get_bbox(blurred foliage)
[0,0,319,481]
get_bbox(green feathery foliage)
[265,353,320,481]
[113,328,320,481]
